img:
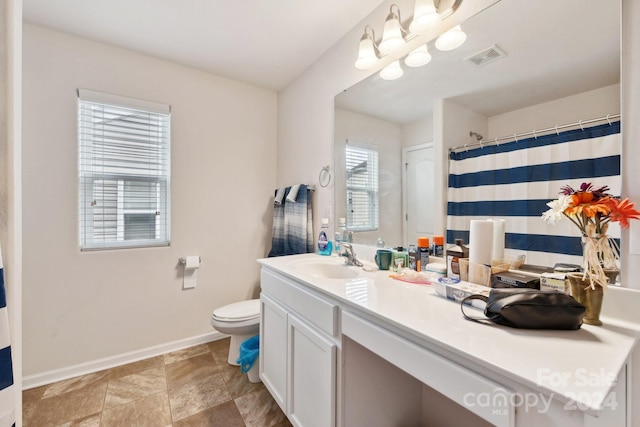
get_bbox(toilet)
[210,299,261,366]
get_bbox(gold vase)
[567,273,603,325]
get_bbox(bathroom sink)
[292,259,359,279]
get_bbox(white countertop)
[258,253,640,413]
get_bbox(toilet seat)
[212,299,260,322]
[210,299,261,369]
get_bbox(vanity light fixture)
[379,60,404,80]
[354,0,465,73]
[435,25,467,51]
[405,44,432,67]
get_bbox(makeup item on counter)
[392,247,409,272]
[425,263,447,279]
[432,235,445,258]
[417,237,430,271]
[446,239,469,280]
[318,218,332,256]
[492,271,541,289]
[375,249,393,270]
[339,218,349,242]
[553,263,581,273]
[540,272,570,293]
[433,277,488,309]
[408,244,418,271]
[334,232,341,255]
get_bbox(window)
[78,89,171,250]
[345,144,379,231]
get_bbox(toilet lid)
[212,299,260,321]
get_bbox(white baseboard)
[23,331,228,390]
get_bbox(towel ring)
[319,165,331,188]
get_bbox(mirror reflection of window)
[345,144,379,231]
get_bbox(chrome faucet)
[341,243,363,267]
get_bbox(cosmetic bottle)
[446,239,469,279]
[417,237,430,271]
[318,218,332,256]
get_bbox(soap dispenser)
[318,218,332,256]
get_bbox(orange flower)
[564,193,612,218]
[607,198,640,228]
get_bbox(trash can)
[237,335,261,383]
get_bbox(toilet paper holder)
[179,257,201,265]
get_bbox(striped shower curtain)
[0,243,15,427]
[447,121,621,267]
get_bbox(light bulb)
[354,32,379,70]
[379,7,405,54]
[409,0,440,34]
[435,25,467,51]
[404,45,432,67]
[379,60,404,80]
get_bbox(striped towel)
[268,185,314,257]
[0,243,15,427]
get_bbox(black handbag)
[461,288,586,330]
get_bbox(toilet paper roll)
[469,220,493,266]
[185,256,201,269]
[183,256,200,289]
[488,219,506,261]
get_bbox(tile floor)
[22,338,292,427]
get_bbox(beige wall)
[22,24,277,377]
[488,84,620,136]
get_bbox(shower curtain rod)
[449,113,621,153]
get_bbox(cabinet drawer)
[261,268,338,337]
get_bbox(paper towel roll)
[183,256,200,289]
[469,220,493,266]
[488,219,506,261]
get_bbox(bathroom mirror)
[334,0,620,249]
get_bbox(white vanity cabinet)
[258,254,639,427]
[259,268,339,427]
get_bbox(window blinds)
[345,144,379,231]
[78,89,171,250]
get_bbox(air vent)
[465,45,507,67]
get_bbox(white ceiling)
[335,0,621,123]
[22,0,385,90]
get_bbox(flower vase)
[567,273,603,325]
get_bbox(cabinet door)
[260,294,288,412]
[287,313,336,427]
